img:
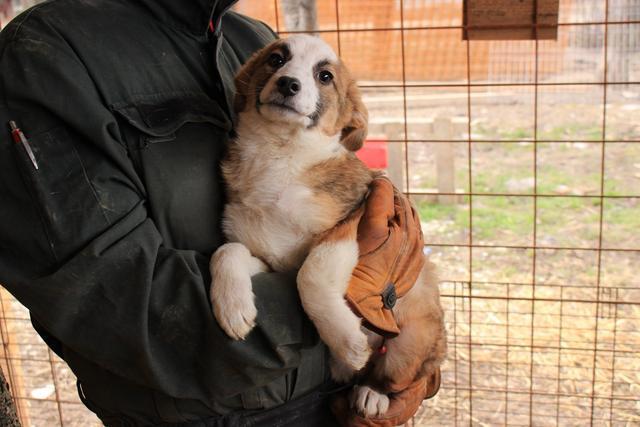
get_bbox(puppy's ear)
[233,64,251,114]
[234,41,281,114]
[340,80,368,152]
[233,56,257,114]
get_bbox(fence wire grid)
[1,0,640,426]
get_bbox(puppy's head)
[234,35,368,151]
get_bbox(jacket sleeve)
[0,33,317,403]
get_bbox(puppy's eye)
[318,70,334,84]
[268,53,285,68]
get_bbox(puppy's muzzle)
[276,76,301,97]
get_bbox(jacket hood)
[134,0,238,36]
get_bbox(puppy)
[210,34,445,417]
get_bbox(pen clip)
[8,120,39,170]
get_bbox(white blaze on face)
[259,35,338,123]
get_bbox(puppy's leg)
[210,242,269,340]
[297,239,371,375]
[350,385,390,418]
[371,264,446,392]
[332,330,384,382]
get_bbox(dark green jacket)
[0,0,328,424]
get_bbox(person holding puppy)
[0,0,439,425]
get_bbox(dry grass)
[411,276,640,426]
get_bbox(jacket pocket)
[12,126,111,262]
[239,375,290,410]
[111,93,232,252]
[112,92,232,140]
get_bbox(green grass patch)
[536,168,573,194]
[499,127,533,140]
[605,202,640,230]
[472,197,534,240]
[539,124,603,141]
[473,169,533,193]
[417,201,468,227]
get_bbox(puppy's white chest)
[225,180,320,271]
[274,184,313,212]
[223,130,349,271]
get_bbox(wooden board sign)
[463,0,559,40]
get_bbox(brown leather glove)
[345,177,425,337]
[320,177,434,426]
[331,369,441,427]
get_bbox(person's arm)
[323,179,443,425]
[0,32,314,403]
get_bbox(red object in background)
[356,137,388,169]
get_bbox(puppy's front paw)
[332,329,371,372]
[350,385,390,418]
[210,274,257,340]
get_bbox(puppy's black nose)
[276,76,301,97]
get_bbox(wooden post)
[383,122,406,191]
[434,117,456,204]
[281,0,318,33]
[386,142,405,191]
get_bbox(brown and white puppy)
[210,35,445,417]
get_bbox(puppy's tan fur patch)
[234,40,289,114]
[304,155,374,219]
[314,60,369,151]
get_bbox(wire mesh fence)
[1,0,640,426]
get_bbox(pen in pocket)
[8,120,39,170]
